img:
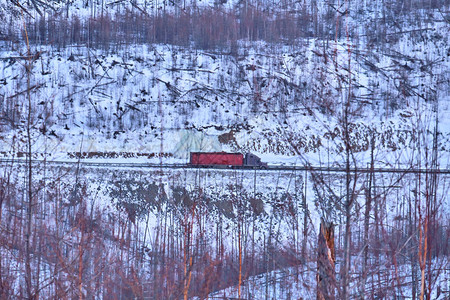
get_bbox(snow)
[1,32,448,167]
[0,0,448,298]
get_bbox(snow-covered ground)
[0,35,448,167]
[0,0,448,298]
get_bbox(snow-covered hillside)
[1,19,449,167]
[0,0,449,299]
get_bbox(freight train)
[189,152,268,168]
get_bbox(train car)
[189,152,267,168]
[243,153,268,168]
[190,152,243,166]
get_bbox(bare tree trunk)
[361,131,375,298]
[183,200,196,300]
[410,188,418,300]
[317,219,336,300]
[341,99,352,299]
[418,216,428,300]
[23,10,34,299]
[342,9,354,296]
[302,171,308,258]
[426,106,439,299]
[238,220,242,299]
[78,217,85,300]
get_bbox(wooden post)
[317,219,336,300]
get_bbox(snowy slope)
[1,22,449,167]
[0,1,448,298]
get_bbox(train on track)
[189,152,268,168]
[1,156,448,174]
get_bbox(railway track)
[1,158,449,174]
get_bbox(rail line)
[1,158,449,174]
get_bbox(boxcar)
[190,152,244,166]
[189,152,267,168]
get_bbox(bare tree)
[317,218,336,300]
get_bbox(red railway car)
[189,152,267,168]
[190,152,243,166]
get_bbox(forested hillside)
[0,0,449,298]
